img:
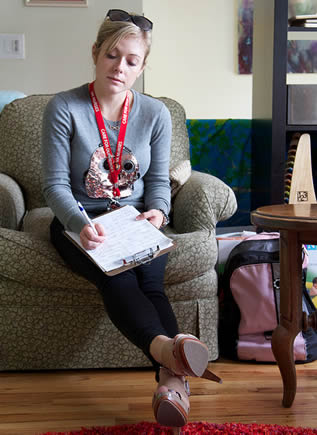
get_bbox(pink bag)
[219,232,316,363]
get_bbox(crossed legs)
[50,217,178,374]
[50,217,219,429]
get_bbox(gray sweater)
[42,84,172,234]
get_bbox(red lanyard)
[88,81,130,198]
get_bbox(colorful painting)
[238,0,254,74]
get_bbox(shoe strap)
[184,379,190,396]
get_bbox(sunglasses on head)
[106,9,153,31]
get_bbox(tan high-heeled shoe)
[152,367,190,428]
[162,333,222,383]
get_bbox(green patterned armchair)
[0,94,237,371]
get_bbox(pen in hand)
[77,201,98,235]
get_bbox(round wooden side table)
[251,203,317,408]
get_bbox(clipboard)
[64,205,175,276]
[105,242,175,275]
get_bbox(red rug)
[41,421,317,434]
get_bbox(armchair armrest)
[172,170,237,233]
[0,227,92,291]
[0,173,25,230]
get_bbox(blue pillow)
[0,90,26,113]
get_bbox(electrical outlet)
[0,34,25,59]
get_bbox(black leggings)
[50,217,179,377]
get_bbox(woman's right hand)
[80,223,106,250]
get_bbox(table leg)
[271,230,303,408]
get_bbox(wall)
[0,0,253,119]
[0,0,143,95]
[143,0,253,119]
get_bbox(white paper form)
[65,205,173,272]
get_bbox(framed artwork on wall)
[238,0,253,74]
[25,0,87,6]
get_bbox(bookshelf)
[251,0,317,210]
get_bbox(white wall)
[143,0,253,119]
[0,0,143,95]
[0,0,252,119]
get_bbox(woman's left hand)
[136,209,164,229]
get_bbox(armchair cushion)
[169,159,191,198]
[0,173,25,230]
[22,207,53,240]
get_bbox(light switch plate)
[0,34,25,59]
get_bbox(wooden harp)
[284,133,316,205]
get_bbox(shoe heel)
[201,368,222,384]
[174,334,222,383]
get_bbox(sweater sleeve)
[143,103,172,215]
[41,95,87,233]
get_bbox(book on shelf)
[289,13,317,22]
[291,21,317,28]
[305,244,317,308]
[302,23,317,28]
[289,14,317,27]
[65,205,175,276]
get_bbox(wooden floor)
[0,358,317,435]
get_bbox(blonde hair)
[94,18,152,65]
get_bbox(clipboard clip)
[123,245,160,266]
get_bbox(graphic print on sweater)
[85,144,140,199]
